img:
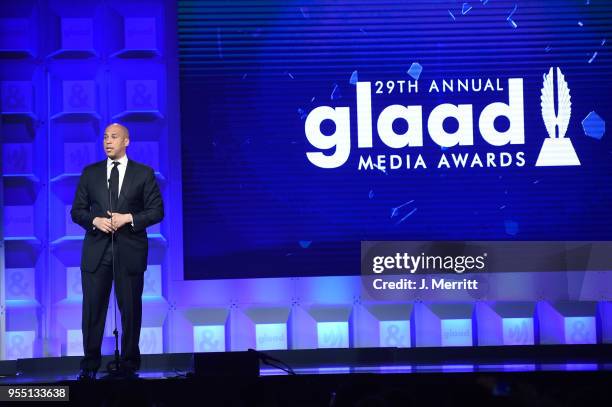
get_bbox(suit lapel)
[116,159,135,210]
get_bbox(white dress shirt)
[107,154,129,197]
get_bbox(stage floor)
[1,362,610,384]
[0,346,610,406]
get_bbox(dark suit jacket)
[71,159,164,274]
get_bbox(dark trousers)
[80,240,144,371]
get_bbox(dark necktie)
[109,161,120,210]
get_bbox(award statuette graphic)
[536,67,580,166]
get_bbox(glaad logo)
[304,68,580,171]
[536,67,580,166]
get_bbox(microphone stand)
[104,176,123,379]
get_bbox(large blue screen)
[178,0,611,279]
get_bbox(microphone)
[106,174,123,376]
[108,177,114,234]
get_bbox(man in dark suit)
[71,123,164,380]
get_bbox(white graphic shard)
[536,67,580,166]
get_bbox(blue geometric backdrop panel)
[0,0,182,359]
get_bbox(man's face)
[103,125,129,159]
